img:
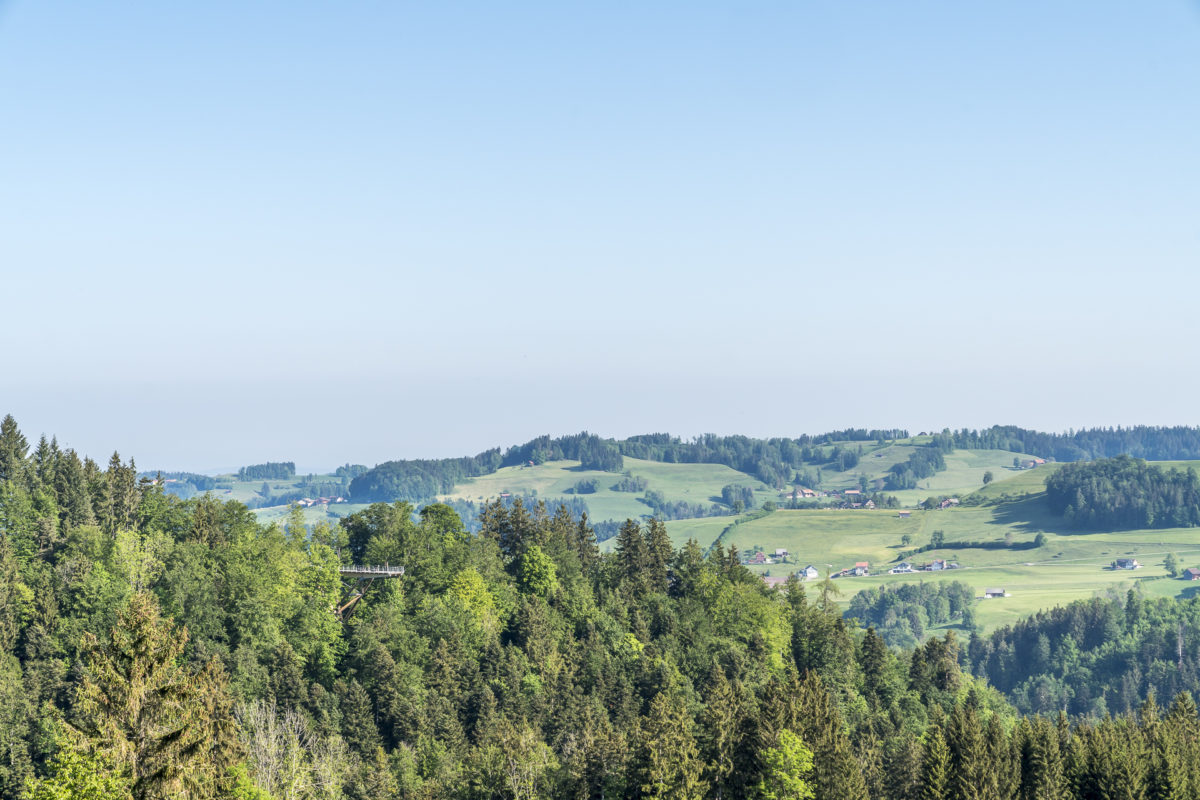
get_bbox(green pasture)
[884,450,1041,505]
[442,456,773,526]
[726,498,1200,634]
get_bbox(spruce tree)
[699,663,744,800]
[73,592,242,800]
[644,517,673,592]
[795,670,868,800]
[922,721,951,800]
[0,415,28,487]
[615,519,648,597]
[639,690,704,800]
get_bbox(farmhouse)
[1185,568,1200,581]
[801,565,819,580]
[898,511,912,518]
[889,563,915,574]
[852,561,869,577]
[1114,558,1141,570]
[775,548,789,559]
[984,588,1008,599]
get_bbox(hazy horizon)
[4,1,1198,472]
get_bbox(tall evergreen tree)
[639,690,705,800]
[0,415,28,487]
[795,670,868,800]
[73,592,241,800]
[922,720,951,800]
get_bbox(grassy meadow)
[440,456,774,525]
[720,462,1200,633]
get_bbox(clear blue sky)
[2,1,1198,472]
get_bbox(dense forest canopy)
[9,413,1200,798]
[1044,455,1200,530]
[969,591,1200,718]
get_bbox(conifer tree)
[700,663,744,799]
[615,519,648,597]
[922,720,951,800]
[73,591,242,800]
[859,626,891,710]
[54,448,94,528]
[1017,717,1069,800]
[795,670,868,800]
[639,690,705,800]
[644,517,673,592]
[0,415,28,487]
[947,699,990,800]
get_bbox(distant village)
[295,496,347,507]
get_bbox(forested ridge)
[952,425,1200,462]
[9,414,1200,798]
[350,425,1200,507]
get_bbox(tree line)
[237,462,296,481]
[951,425,1200,462]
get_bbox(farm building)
[1185,568,1200,581]
[801,565,819,580]
[984,588,1008,599]
[1114,558,1141,570]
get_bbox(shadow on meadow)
[986,493,1077,536]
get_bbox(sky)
[2,2,1199,472]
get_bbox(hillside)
[708,462,1200,633]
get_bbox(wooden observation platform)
[336,564,405,618]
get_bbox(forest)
[1044,455,1200,530]
[969,591,1200,718]
[847,581,976,648]
[10,414,1200,799]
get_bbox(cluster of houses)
[780,487,877,509]
[882,558,960,575]
[831,561,871,578]
[743,548,792,566]
[296,496,346,508]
